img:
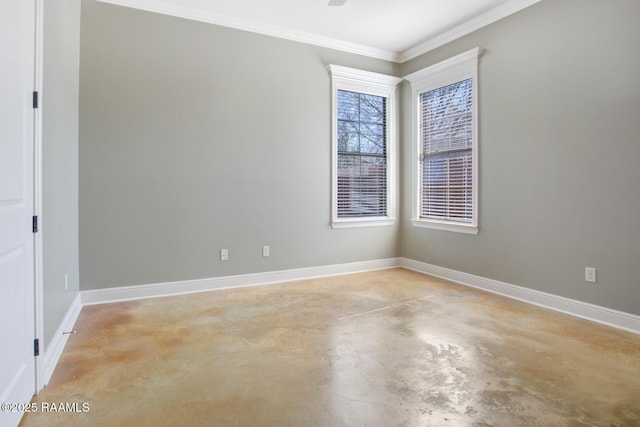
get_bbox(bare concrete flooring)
[20,268,640,426]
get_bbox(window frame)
[405,47,482,235]
[328,65,402,229]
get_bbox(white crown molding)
[398,0,541,62]
[41,293,82,388]
[400,258,640,336]
[96,0,401,62]
[96,0,540,64]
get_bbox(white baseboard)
[78,256,639,335]
[42,293,82,387]
[400,257,640,335]
[80,258,402,305]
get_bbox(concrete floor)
[20,268,640,426]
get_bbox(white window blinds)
[420,79,473,223]
[328,64,400,228]
[405,47,480,234]
[337,90,387,218]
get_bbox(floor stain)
[19,268,640,427]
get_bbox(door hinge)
[32,215,38,233]
[33,91,38,109]
[34,339,40,357]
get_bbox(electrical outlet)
[220,249,229,261]
[262,245,270,257]
[585,267,597,283]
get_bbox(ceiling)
[96,0,541,63]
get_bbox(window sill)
[332,218,396,229]
[411,219,478,235]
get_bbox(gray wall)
[79,0,400,290]
[42,0,81,347]
[399,0,640,315]
[78,0,640,317]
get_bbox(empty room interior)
[5,0,640,426]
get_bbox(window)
[328,65,401,228]
[405,48,482,234]
[336,90,387,218]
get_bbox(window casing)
[405,48,482,234]
[328,65,401,228]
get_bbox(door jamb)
[33,0,45,394]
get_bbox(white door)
[0,0,37,426]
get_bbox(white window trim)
[328,65,402,229]
[404,47,483,235]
